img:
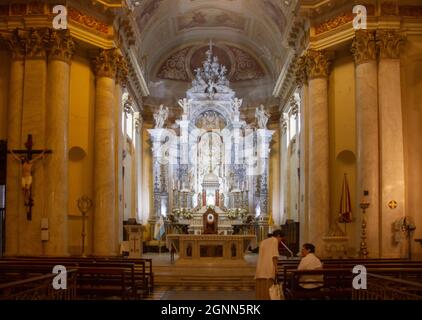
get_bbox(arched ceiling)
[131,0,296,123]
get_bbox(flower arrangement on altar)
[172,208,193,220]
[227,208,248,220]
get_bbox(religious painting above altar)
[149,42,274,240]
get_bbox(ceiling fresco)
[130,0,296,123]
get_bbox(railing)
[0,269,77,300]
[352,273,422,300]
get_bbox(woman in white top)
[297,243,323,289]
[255,229,284,299]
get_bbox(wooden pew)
[0,257,150,299]
[283,267,422,300]
[78,262,147,299]
[0,269,77,300]
[97,257,153,295]
[76,267,132,300]
[5,256,154,293]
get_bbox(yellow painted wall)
[67,55,96,255]
[269,124,280,227]
[0,51,9,140]
[402,34,422,258]
[328,52,357,249]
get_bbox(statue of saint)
[153,105,169,129]
[255,105,270,129]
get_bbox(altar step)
[154,265,256,288]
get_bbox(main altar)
[148,42,274,254]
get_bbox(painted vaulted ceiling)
[129,0,298,123]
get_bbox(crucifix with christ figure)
[8,135,52,220]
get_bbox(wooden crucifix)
[8,135,52,221]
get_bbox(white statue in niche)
[255,105,270,129]
[154,104,169,129]
[232,98,243,113]
[178,98,192,115]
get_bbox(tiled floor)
[147,285,256,300]
[143,253,257,300]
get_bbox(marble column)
[148,128,167,226]
[115,58,128,251]
[296,60,310,245]
[256,129,274,242]
[376,30,406,258]
[304,50,331,254]
[351,30,380,257]
[3,30,25,256]
[121,96,131,224]
[279,117,288,225]
[92,49,120,256]
[116,90,124,249]
[21,28,49,255]
[289,98,300,223]
[134,113,143,222]
[44,30,75,256]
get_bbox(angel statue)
[153,104,169,129]
[232,98,243,113]
[255,105,270,129]
[178,98,192,115]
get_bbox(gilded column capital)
[289,95,299,117]
[116,55,129,86]
[295,55,307,86]
[48,29,76,63]
[93,48,120,78]
[303,50,331,79]
[1,29,26,60]
[134,113,143,133]
[351,30,377,65]
[25,28,49,59]
[124,95,134,114]
[280,118,288,135]
[376,30,406,59]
